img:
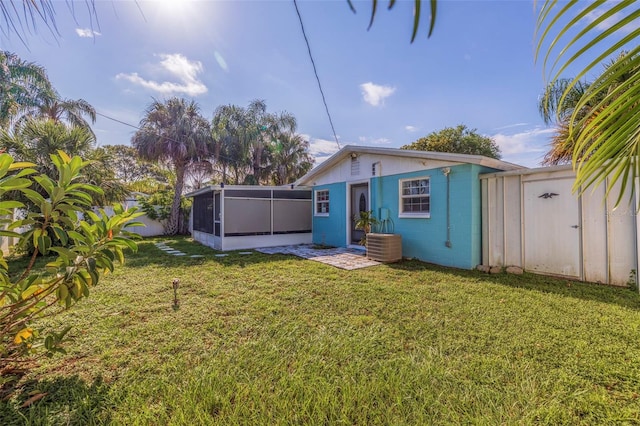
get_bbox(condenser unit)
[366,233,402,263]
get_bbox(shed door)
[523,178,581,278]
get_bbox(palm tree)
[0,51,53,128]
[0,117,126,204]
[212,104,252,185]
[536,3,640,206]
[16,93,97,136]
[132,97,212,235]
[537,52,638,167]
[270,133,314,185]
[255,109,297,184]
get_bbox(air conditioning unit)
[366,233,402,263]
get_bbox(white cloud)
[405,125,418,132]
[372,138,390,145]
[491,127,555,167]
[360,82,396,107]
[76,28,101,37]
[116,53,207,96]
[494,122,528,131]
[302,134,342,164]
[584,5,640,34]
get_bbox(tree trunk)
[166,165,185,235]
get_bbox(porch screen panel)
[192,192,214,234]
[224,198,271,236]
[214,193,221,236]
[273,200,312,234]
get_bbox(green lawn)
[2,237,640,425]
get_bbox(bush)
[0,151,143,370]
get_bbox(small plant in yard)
[354,210,379,246]
[628,269,637,291]
[0,151,143,375]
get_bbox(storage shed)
[480,165,639,286]
[186,185,312,251]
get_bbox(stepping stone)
[165,250,182,254]
[215,254,228,257]
[159,247,174,251]
[172,253,186,256]
[190,255,204,258]
[239,252,253,255]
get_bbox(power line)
[292,0,341,150]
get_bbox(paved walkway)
[256,245,380,270]
[154,242,205,258]
[154,242,381,270]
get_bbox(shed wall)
[481,169,638,286]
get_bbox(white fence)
[98,199,165,237]
[481,165,639,286]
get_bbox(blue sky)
[2,1,614,167]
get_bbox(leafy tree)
[102,145,167,190]
[0,151,142,369]
[401,125,501,159]
[0,51,53,128]
[132,97,212,235]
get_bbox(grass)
[2,236,640,424]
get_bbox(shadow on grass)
[0,375,112,425]
[388,260,640,311]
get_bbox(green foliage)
[354,210,380,245]
[0,151,142,369]
[0,51,53,128]
[401,124,502,159]
[133,97,212,235]
[536,2,640,207]
[2,237,640,423]
[212,100,312,185]
[348,0,437,43]
[137,190,191,234]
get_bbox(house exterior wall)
[307,153,501,270]
[369,163,493,269]
[481,167,639,286]
[312,182,347,247]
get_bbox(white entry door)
[523,178,581,278]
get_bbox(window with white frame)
[315,190,330,215]
[399,177,430,217]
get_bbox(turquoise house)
[296,146,523,269]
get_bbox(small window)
[399,177,430,218]
[315,190,330,216]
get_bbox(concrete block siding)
[312,182,346,248]
[370,164,495,269]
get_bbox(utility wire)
[292,0,341,150]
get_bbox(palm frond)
[537,0,640,208]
